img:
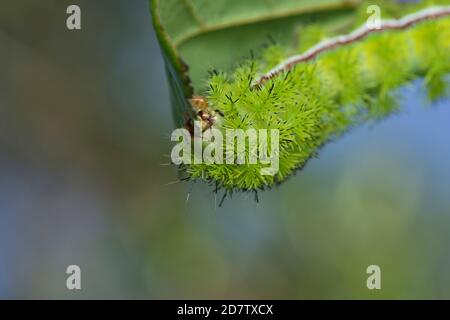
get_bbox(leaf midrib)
[173,0,361,48]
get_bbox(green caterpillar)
[174,6,450,195]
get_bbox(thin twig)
[255,6,450,87]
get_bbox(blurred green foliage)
[0,0,450,299]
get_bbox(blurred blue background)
[0,0,449,299]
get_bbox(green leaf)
[151,1,450,193]
[150,0,360,121]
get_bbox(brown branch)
[255,6,450,87]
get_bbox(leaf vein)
[180,0,207,28]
